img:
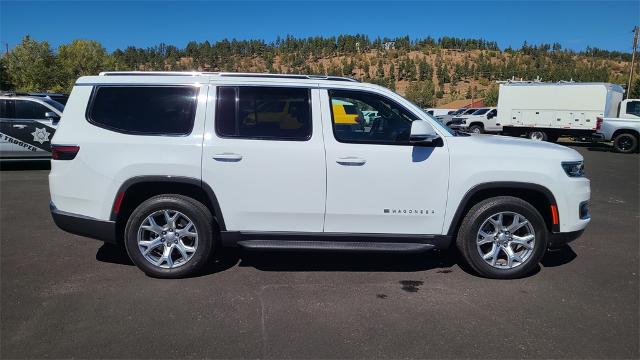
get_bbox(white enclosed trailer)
[497,82,624,141]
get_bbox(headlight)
[561,161,585,177]
[461,120,466,124]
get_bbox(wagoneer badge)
[384,209,435,215]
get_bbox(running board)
[237,240,435,253]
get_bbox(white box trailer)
[497,82,624,141]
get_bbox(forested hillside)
[2,35,637,107]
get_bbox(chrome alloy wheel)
[476,212,535,269]
[137,210,198,269]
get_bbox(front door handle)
[12,124,27,129]
[336,157,366,166]
[212,153,243,162]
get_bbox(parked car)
[1,94,63,160]
[597,98,640,153]
[456,107,498,133]
[497,82,622,142]
[332,99,363,124]
[49,72,590,279]
[436,107,468,125]
[423,108,455,117]
[447,108,480,129]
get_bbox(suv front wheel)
[124,194,215,278]
[456,196,548,279]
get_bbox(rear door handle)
[212,153,243,162]
[336,157,366,166]
[12,124,27,129]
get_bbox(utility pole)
[627,26,639,99]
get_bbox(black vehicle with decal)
[0,94,63,160]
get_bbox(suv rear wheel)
[456,196,547,279]
[124,194,215,278]
[612,132,638,153]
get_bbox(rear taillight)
[596,117,603,130]
[51,145,80,160]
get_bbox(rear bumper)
[50,202,117,243]
[548,229,584,249]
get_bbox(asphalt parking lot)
[1,142,638,359]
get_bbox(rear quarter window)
[87,86,198,135]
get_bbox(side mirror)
[410,120,440,143]
[45,112,60,125]
[45,112,59,119]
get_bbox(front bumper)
[50,202,117,243]
[548,229,584,249]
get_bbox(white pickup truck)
[598,98,640,153]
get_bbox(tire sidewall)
[613,134,638,154]
[124,196,213,278]
[528,131,547,141]
[469,125,483,134]
[459,198,548,279]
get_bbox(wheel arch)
[110,176,226,243]
[468,122,485,128]
[612,128,639,139]
[446,182,558,238]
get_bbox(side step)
[237,240,435,253]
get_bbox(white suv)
[49,72,591,279]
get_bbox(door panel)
[13,100,56,156]
[201,85,326,232]
[511,110,523,126]
[321,89,449,235]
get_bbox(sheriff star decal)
[31,127,51,144]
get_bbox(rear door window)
[215,86,311,141]
[15,100,51,119]
[87,86,198,135]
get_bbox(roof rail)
[99,71,203,76]
[99,71,360,82]
[215,72,360,82]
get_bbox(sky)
[1,1,639,53]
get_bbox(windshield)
[463,108,478,115]
[472,108,489,115]
[42,98,65,112]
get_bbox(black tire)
[124,194,215,278]
[528,130,547,141]
[455,196,548,279]
[468,124,484,134]
[613,133,638,153]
